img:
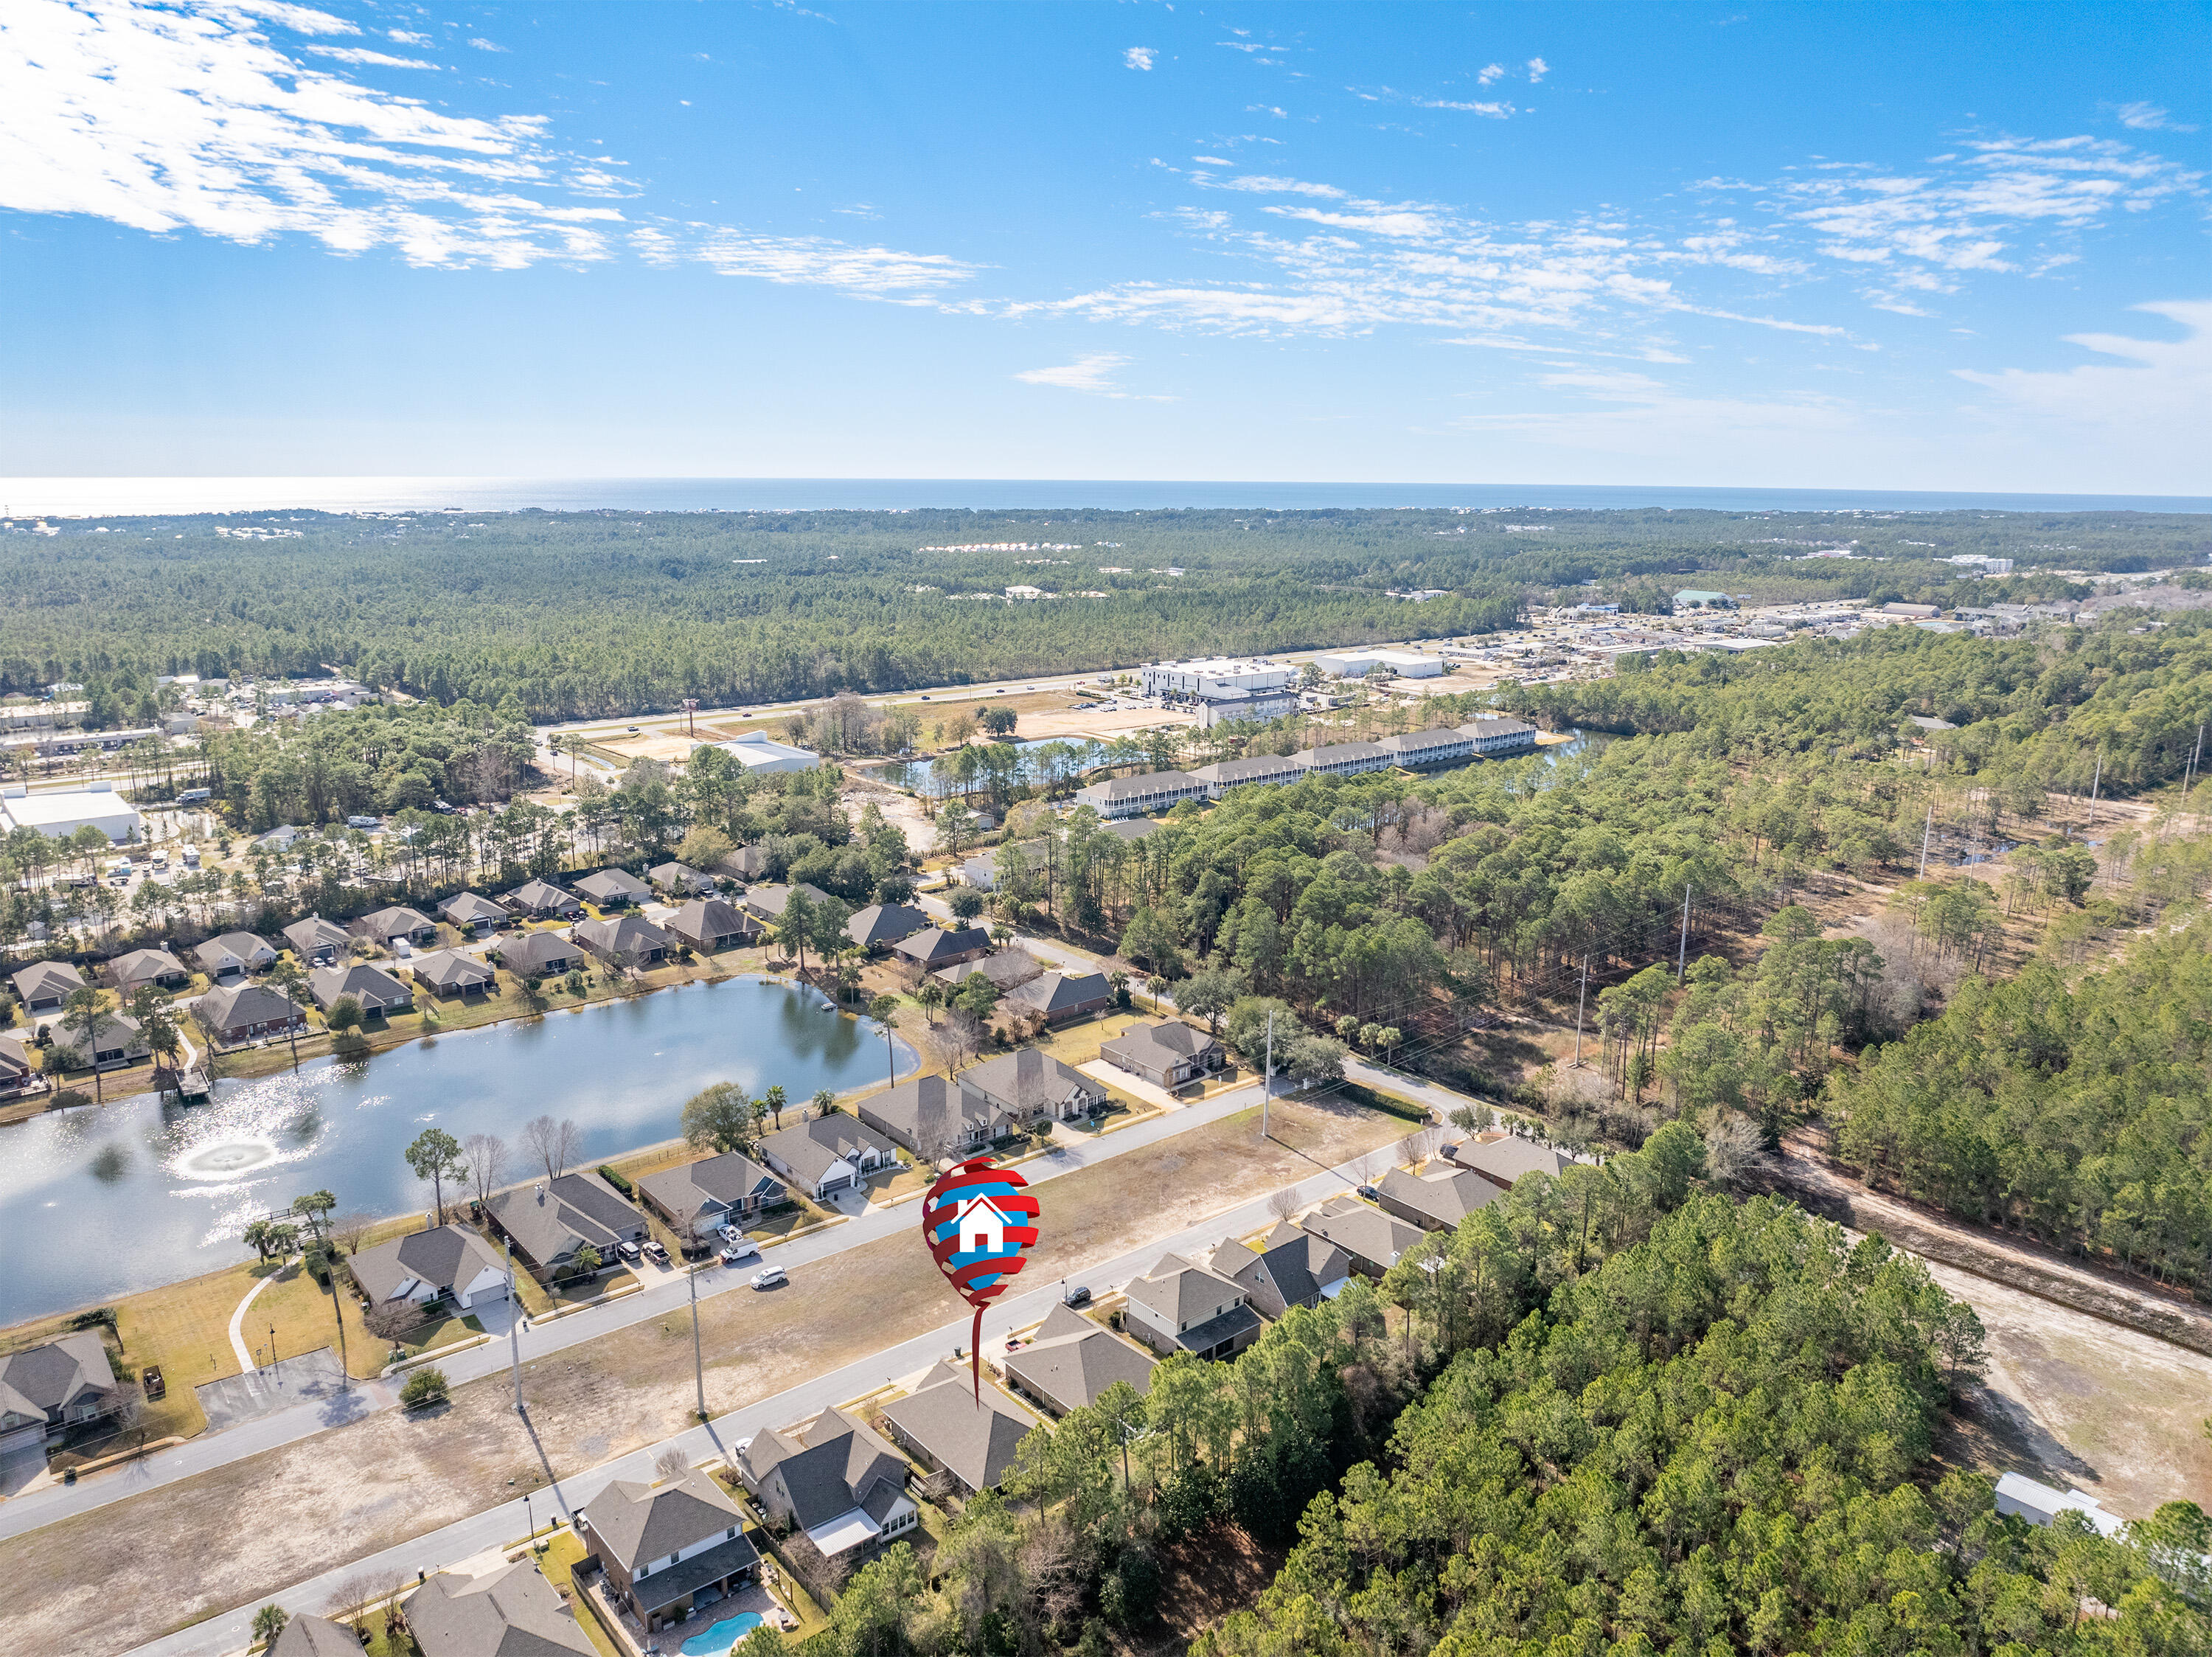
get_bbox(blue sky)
[1,0,2205,491]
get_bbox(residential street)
[123,1136,1387,1657]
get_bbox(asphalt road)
[125,1131,1380,1657]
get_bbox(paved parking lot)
[195,1349,356,1434]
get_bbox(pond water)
[0,977,915,1324]
[875,736,1113,799]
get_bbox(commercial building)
[1139,657,1295,700]
[0,785,143,844]
[698,729,821,774]
[1312,649,1445,679]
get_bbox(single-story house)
[1001,970,1113,1025]
[501,931,584,979]
[501,878,585,920]
[574,912,671,968]
[737,1405,919,1562]
[961,1048,1107,1125]
[1101,1020,1224,1090]
[196,983,307,1045]
[0,1331,126,1453]
[1120,1253,1262,1361]
[271,1613,372,1657]
[282,914,350,966]
[0,1035,41,1097]
[347,1223,509,1313]
[726,843,772,880]
[437,891,510,936]
[403,1562,597,1657]
[647,861,717,897]
[307,961,415,1017]
[351,906,439,949]
[1446,1135,1571,1192]
[857,1072,1012,1159]
[846,902,930,953]
[1299,1194,1425,1278]
[1377,1161,1506,1232]
[1001,1302,1155,1417]
[574,867,650,909]
[194,931,276,981]
[11,960,85,1015]
[1098,818,1160,844]
[934,951,1043,992]
[55,1011,150,1071]
[740,881,834,925]
[1993,1470,2127,1538]
[106,947,189,994]
[894,925,996,972]
[755,1112,896,1199]
[637,1152,787,1246]
[664,897,761,954]
[879,1360,1040,1496]
[408,949,497,998]
[580,1470,760,1635]
[1205,1222,1350,1319]
[485,1170,647,1277]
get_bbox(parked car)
[346,814,380,829]
[625,725,641,734]
[720,1234,759,1262]
[642,1240,669,1265]
[1355,1184,1381,1201]
[749,1265,787,1290]
[1063,1284,1092,1307]
[616,1240,642,1263]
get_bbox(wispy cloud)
[1124,46,1155,71]
[467,37,508,54]
[1014,352,1172,399]
[302,44,439,69]
[2115,101,2194,133]
[0,0,973,295]
[1475,63,1504,86]
[1526,57,1549,83]
[1953,299,2211,431]
[387,29,429,45]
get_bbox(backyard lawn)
[535,1532,626,1657]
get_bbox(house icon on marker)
[954,1192,1012,1256]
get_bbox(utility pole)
[1918,802,1934,878]
[1571,953,1589,1067]
[689,1258,706,1422]
[506,1237,524,1414]
[2087,754,2102,828]
[1261,1010,1273,1142]
[1676,886,1691,982]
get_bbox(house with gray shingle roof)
[737,1405,919,1562]
[1205,1222,1350,1319]
[959,1048,1106,1125]
[347,1223,509,1313]
[308,961,414,1017]
[933,950,1043,992]
[438,891,510,935]
[647,861,716,897]
[500,931,583,979]
[879,1360,1040,1496]
[349,906,437,948]
[579,1470,759,1634]
[1377,1161,1506,1232]
[664,897,760,954]
[194,931,276,981]
[891,925,994,970]
[501,878,583,920]
[857,1072,1011,1159]
[271,1613,370,1657]
[484,1171,645,1277]
[1298,1194,1423,1278]
[0,1035,41,1097]
[755,1113,894,1199]
[574,867,650,909]
[845,902,929,953]
[197,982,307,1045]
[1000,969,1112,1025]
[740,881,834,924]
[10,959,85,1014]
[1121,1252,1261,1361]
[409,949,497,998]
[0,1331,125,1453]
[403,1560,597,1657]
[282,914,350,965]
[636,1153,786,1246]
[1001,1302,1155,1417]
[574,912,670,968]
[106,947,188,993]
[1446,1134,1571,1191]
[1101,1020,1223,1089]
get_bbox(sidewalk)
[125,1114,1375,1657]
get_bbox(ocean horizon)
[2,476,2205,518]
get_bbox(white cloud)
[0,0,975,293]
[1192,154,1232,164]
[467,37,508,53]
[2116,101,2194,133]
[1352,84,1514,118]
[1124,46,1155,71]
[1015,352,1174,400]
[303,45,439,69]
[386,29,430,46]
[1526,57,1549,82]
[1248,105,1287,118]
[1953,299,2211,431]
[1475,63,1503,86]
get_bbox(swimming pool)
[678,1611,764,1655]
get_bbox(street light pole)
[1676,886,1691,982]
[689,1258,706,1423]
[506,1237,524,1414]
[1262,1009,1273,1142]
[1571,954,1589,1068]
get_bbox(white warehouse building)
[1140,657,1295,700]
[696,730,823,774]
[0,784,145,843]
[1313,649,1446,679]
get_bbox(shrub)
[398,1367,448,1410]
[947,887,985,920]
[51,1088,91,1109]
[597,1164,633,1198]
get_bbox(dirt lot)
[0,1096,1406,1657]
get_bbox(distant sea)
[3,477,2205,516]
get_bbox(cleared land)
[0,1094,1407,1657]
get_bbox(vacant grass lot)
[1,1093,1408,1657]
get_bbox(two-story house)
[737,1406,919,1565]
[578,1470,761,1635]
[1120,1253,1262,1361]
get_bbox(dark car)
[1355,1184,1381,1201]
[1063,1284,1091,1307]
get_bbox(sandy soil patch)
[0,1098,1404,1657]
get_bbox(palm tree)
[835,952,863,1006]
[990,920,1014,951]
[266,959,309,1069]
[811,1088,836,1120]
[869,996,901,1091]
[916,981,945,1025]
[763,1083,788,1130]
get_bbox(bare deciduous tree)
[463,1133,508,1207]
[653,1447,693,1484]
[364,1300,421,1344]
[331,1210,377,1254]
[943,1010,986,1073]
[522,1115,580,1181]
[1268,1187,1303,1224]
